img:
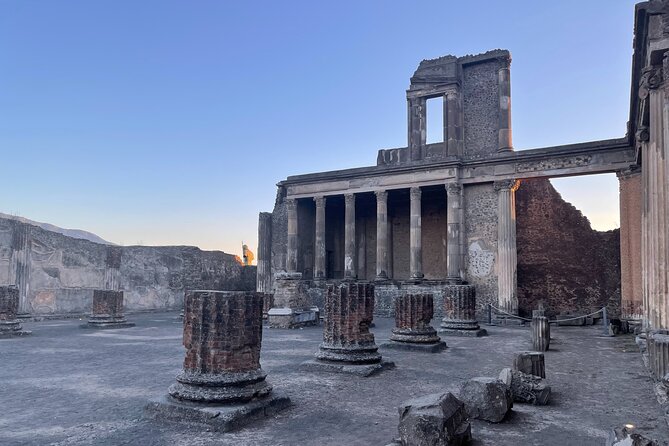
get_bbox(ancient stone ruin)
[440,285,486,337]
[145,290,290,431]
[381,292,446,352]
[0,285,31,338]
[81,290,134,329]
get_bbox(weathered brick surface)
[0,286,19,321]
[182,290,263,374]
[395,293,434,331]
[92,290,124,317]
[442,285,478,327]
[516,178,621,318]
[322,282,375,348]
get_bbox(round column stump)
[382,293,446,352]
[439,284,487,337]
[531,316,550,352]
[0,285,31,338]
[82,290,134,329]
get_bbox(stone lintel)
[144,393,291,432]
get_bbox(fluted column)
[375,190,389,280]
[11,223,31,315]
[314,196,326,279]
[410,187,423,280]
[344,193,357,279]
[285,198,298,274]
[497,62,513,152]
[446,183,463,283]
[494,179,520,315]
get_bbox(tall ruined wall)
[0,217,255,315]
[515,178,621,318]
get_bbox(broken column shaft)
[440,284,487,337]
[531,315,550,352]
[82,290,134,329]
[383,293,446,352]
[0,285,31,338]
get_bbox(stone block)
[458,377,512,423]
[499,368,551,405]
[0,285,31,338]
[396,392,471,446]
[531,316,550,351]
[607,426,659,446]
[648,331,669,380]
[512,352,545,378]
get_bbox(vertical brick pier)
[302,282,394,376]
[439,284,487,337]
[0,285,31,338]
[381,293,446,352]
[145,290,290,432]
[81,290,134,329]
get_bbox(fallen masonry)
[499,368,551,405]
[80,290,135,329]
[457,377,513,423]
[381,292,447,352]
[301,281,395,377]
[144,290,291,432]
[439,285,487,337]
[512,351,546,378]
[0,285,31,338]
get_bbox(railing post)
[602,306,609,336]
[488,304,492,325]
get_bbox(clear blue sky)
[0,0,637,255]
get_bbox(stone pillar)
[285,198,299,274]
[10,223,32,316]
[440,284,487,337]
[82,290,134,329]
[304,282,393,376]
[531,315,550,352]
[0,285,31,338]
[409,187,424,280]
[494,179,519,315]
[618,168,643,320]
[445,93,463,157]
[314,197,326,280]
[344,193,357,279]
[512,352,546,379]
[257,212,273,293]
[497,63,513,152]
[383,293,446,352]
[408,97,426,161]
[648,330,669,380]
[446,182,463,283]
[375,190,389,280]
[104,246,122,292]
[146,290,290,431]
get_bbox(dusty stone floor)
[1,312,668,446]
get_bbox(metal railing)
[487,303,611,336]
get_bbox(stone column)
[409,187,423,280]
[0,285,31,338]
[446,182,463,283]
[375,190,389,280]
[82,290,134,329]
[104,246,122,292]
[618,168,643,320]
[440,284,486,337]
[495,179,520,315]
[303,282,393,376]
[10,223,32,316]
[497,63,513,152]
[146,290,290,430]
[531,315,550,352]
[257,212,273,293]
[344,193,357,279]
[445,93,463,157]
[383,293,446,352]
[285,198,299,274]
[513,352,546,379]
[408,97,426,161]
[314,197,326,280]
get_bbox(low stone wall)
[0,217,256,315]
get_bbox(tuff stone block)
[302,282,394,376]
[512,351,546,378]
[268,273,318,328]
[648,330,669,380]
[396,392,471,446]
[458,377,512,423]
[381,293,446,352]
[440,284,487,337]
[81,290,134,329]
[531,316,550,351]
[499,368,551,405]
[145,290,290,431]
[0,285,31,338]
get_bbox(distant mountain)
[0,212,114,245]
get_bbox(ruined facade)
[0,217,256,315]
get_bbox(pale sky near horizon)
[0,0,637,256]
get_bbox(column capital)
[616,165,642,180]
[344,193,355,206]
[409,187,421,200]
[639,64,664,100]
[313,196,326,208]
[285,198,297,211]
[493,179,520,193]
[445,182,462,195]
[374,190,388,201]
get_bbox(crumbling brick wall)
[515,178,621,318]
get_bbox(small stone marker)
[440,284,487,337]
[531,315,550,351]
[81,290,134,329]
[499,368,551,405]
[512,351,546,378]
[381,293,446,353]
[458,377,512,423]
[144,290,290,432]
[301,282,394,377]
[0,285,31,338]
[396,392,471,446]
